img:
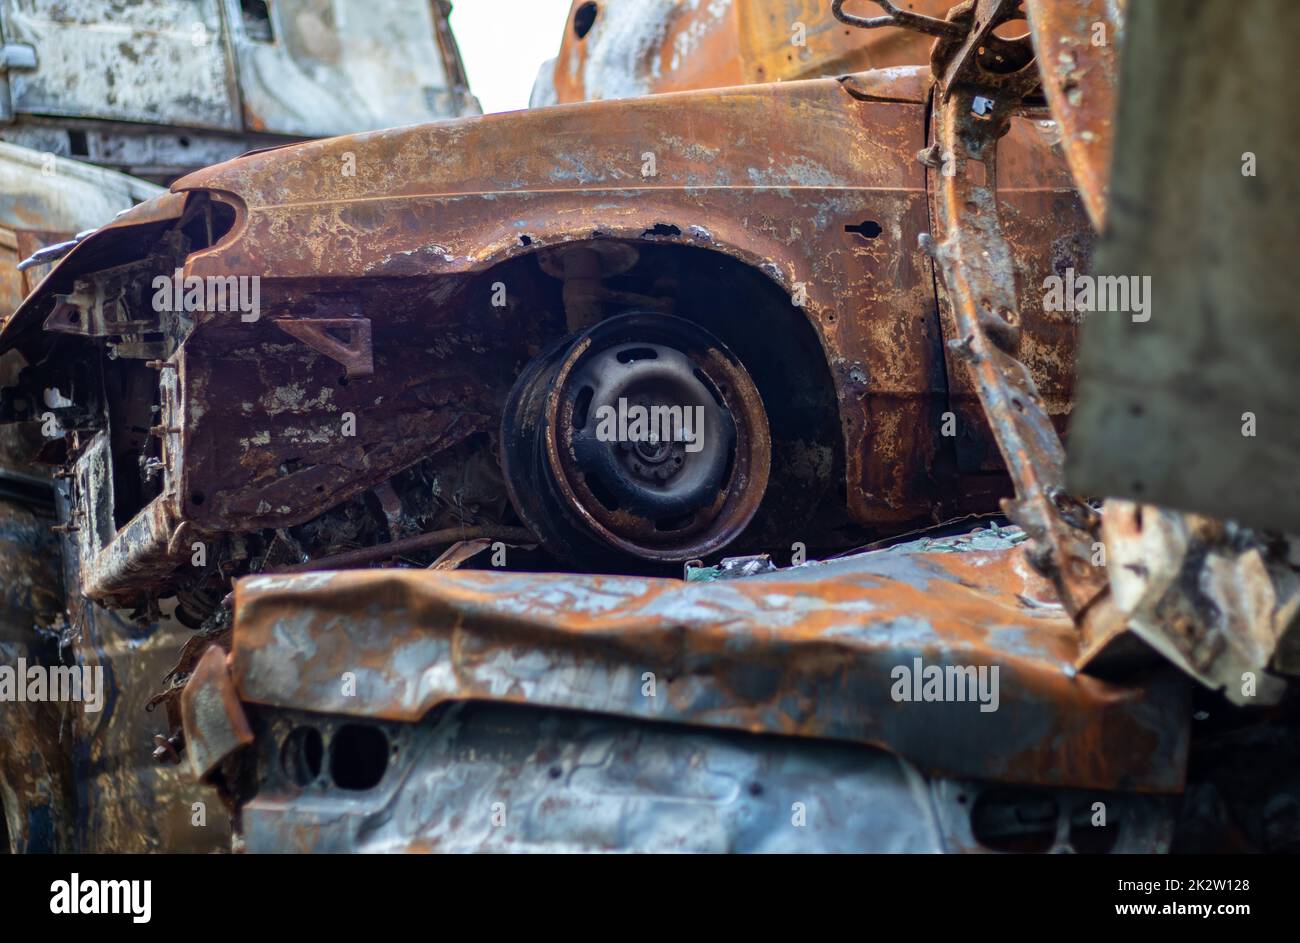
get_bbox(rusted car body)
[2,1,1294,853]
[0,62,1089,607]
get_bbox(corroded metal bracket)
[924,86,1107,619]
[180,645,254,781]
[273,317,373,378]
[841,0,1109,619]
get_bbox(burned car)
[2,0,1297,854]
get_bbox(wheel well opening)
[475,239,850,558]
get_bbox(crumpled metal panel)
[1100,501,1300,706]
[238,701,1175,853]
[52,487,233,852]
[180,644,253,781]
[242,702,950,853]
[229,543,1191,793]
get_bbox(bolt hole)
[240,0,274,43]
[844,220,882,240]
[190,491,205,506]
[573,1,598,39]
[281,726,323,787]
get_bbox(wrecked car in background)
[0,0,478,183]
[3,0,1298,853]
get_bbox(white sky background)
[450,0,578,114]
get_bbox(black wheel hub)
[500,313,770,565]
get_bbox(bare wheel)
[501,313,770,565]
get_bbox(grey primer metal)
[0,0,479,182]
[243,702,1173,854]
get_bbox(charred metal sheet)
[1098,501,1300,706]
[236,701,1174,853]
[228,544,1191,793]
[1065,0,1300,533]
[180,645,253,781]
[176,329,502,534]
[1024,0,1122,230]
[274,318,374,379]
[59,605,234,852]
[243,702,951,853]
[0,143,163,235]
[541,0,953,105]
